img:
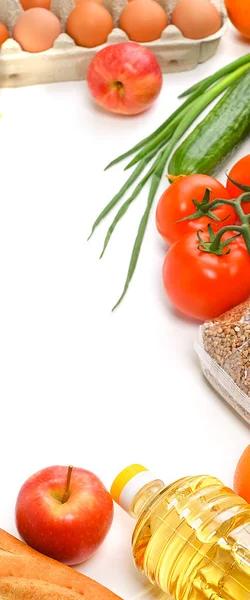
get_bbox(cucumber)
[169,69,250,177]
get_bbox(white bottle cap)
[111,464,163,514]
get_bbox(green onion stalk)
[89,55,250,309]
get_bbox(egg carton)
[0,0,227,88]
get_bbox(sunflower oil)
[111,465,250,600]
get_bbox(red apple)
[87,42,162,115]
[15,465,114,565]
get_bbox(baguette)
[0,528,122,600]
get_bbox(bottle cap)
[111,464,160,514]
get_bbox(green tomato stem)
[201,193,250,226]
[209,225,244,251]
[197,193,250,255]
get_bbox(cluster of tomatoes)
[156,155,250,322]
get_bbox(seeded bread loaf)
[0,528,122,600]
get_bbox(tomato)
[162,232,250,321]
[156,174,235,245]
[227,155,250,215]
[225,0,250,38]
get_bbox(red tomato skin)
[156,174,235,245]
[162,233,250,321]
[227,155,250,215]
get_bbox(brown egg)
[66,3,113,48]
[20,0,51,9]
[119,0,167,43]
[13,8,61,52]
[74,0,103,5]
[172,0,221,40]
[0,23,9,47]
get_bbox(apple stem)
[62,465,73,504]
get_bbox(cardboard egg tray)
[0,0,227,88]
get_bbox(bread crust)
[0,529,122,600]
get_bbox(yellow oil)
[131,475,250,600]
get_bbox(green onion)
[124,105,191,170]
[112,148,167,311]
[100,151,164,258]
[88,156,151,239]
[179,52,250,98]
[89,138,168,240]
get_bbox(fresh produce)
[87,43,162,115]
[0,528,121,600]
[156,174,235,245]
[0,23,8,47]
[234,445,250,502]
[13,8,61,53]
[90,54,250,308]
[171,0,221,40]
[162,230,250,321]
[66,2,113,48]
[15,465,114,565]
[227,155,250,214]
[20,0,51,9]
[225,0,250,39]
[169,70,250,177]
[119,0,167,43]
[162,190,250,320]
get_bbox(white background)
[0,22,249,600]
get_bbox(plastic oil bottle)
[111,465,250,600]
